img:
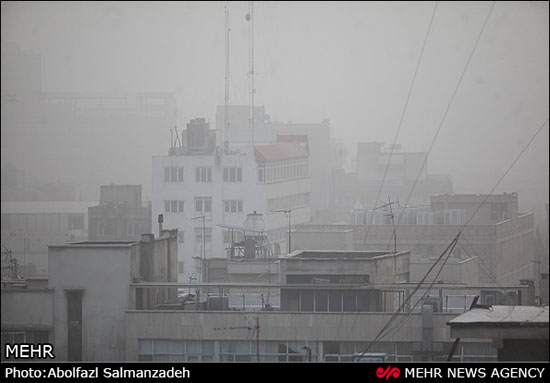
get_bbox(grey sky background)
[1,1,548,223]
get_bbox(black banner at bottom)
[1,362,548,382]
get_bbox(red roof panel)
[254,142,309,162]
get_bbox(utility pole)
[271,209,292,254]
[374,197,399,253]
[256,317,260,361]
[191,215,206,283]
[246,1,255,148]
[224,4,230,142]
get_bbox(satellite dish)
[245,13,251,21]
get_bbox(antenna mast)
[247,1,255,148]
[224,5,230,142]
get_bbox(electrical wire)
[359,2,439,251]
[386,1,497,240]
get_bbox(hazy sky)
[1,1,548,217]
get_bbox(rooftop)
[448,305,549,327]
[284,250,408,260]
[254,142,309,162]
[48,240,138,248]
[1,201,97,215]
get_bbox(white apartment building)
[152,118,311,282]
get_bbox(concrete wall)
[125,310,456,361]
[99,185,141,207]
[410,256,479,284]
[48,244,133,361]
[1,289,53,330]
[292,229,353,251]
[431,193,519,225]
[88,204,151,241]
[495,214,535,285]
[295,218,534,286]
[227,260,280,283]
[280,252,410,285]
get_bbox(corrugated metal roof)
[1,201,97,215]
[254,142,309,162]
[448,305,549,326]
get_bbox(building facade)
[88,184,151,241]
[152,118,312,282]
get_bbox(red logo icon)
[376,366,400,380]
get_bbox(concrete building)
[279,250,410,313]
[297,193,536,291]
[448,305,549,361]
[331,142,453,211]
[215,106,332,215]
[0,201,93,277]
[1,230,178,361]
[152,117,311,282]
[430,193,519,225]
[292,227,353,251]
[3,239,536,362]
[88,184,152,241]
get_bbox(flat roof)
[129,282,528,291]
[284,250,408,260]
[1,201,97,214]
[448,305,549,327]
[48,240,137,248]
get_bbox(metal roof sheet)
[448,305,549,326]
[254,142,309,162]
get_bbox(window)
[138,339,213,362]
[195,167,212,183]
[178,230,184,243]
[98,222,114,236]
[195,197,212,214]
[224,166,243,183]
[267,193,310,212]
[258,158,308,183]
[164,200,184,213]
[1,331,50,361]
[223,230,243,243]
[195,228,212,243]
[224,200,243,213]
[164,166,184,182]
[178,261,184,274]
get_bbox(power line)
[388,1,496,238]
[349,118,548,352]
[354,233,461,355]
[359,2,438,251]
[364,236,461,350]
[346,1,493,344]
[460,117,549,229]
[368,115,548,349]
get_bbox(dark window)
[66,290,83,361]
[315,291,328,312]
[300,291,314,312]
[329,292,342,312]
[343,291,357,312]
